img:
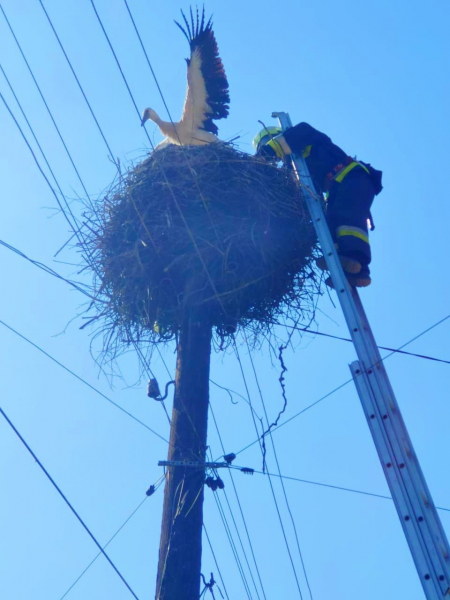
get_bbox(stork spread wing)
[175,7,230,135]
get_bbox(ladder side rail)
[352,287,450,581]
[273,111,450,595]
[351,361,443,598]
[348,297,450,590]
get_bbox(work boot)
[346,265,371,287]
[325,265,371,289]
[316,254,361,274]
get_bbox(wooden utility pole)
[155,293,212,600]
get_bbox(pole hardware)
[158,460,229,469]
[147,378,175,401]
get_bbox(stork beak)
[141,118,146,127]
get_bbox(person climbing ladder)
[254,122,383,287]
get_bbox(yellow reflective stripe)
[302,145,312,158]
[335,161,370,183]
[337,227,369,244]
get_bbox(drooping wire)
[207,450,262,600]
[233,312,450,458]
[0,318,170,445]
[0,404,140,600]
[233,340,305,599]
[244,339,313,599]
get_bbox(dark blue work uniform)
[282,123,382,266]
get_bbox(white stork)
[141,7,230,150]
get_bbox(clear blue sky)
[0,1,449,599]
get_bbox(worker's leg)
[327,170,375,267]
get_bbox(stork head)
[141,107,160,126]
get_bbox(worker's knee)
[336,226,371,266]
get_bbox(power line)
[207,449,262,600]
[232,312,450,458]
[0,3,95,213]
[0,90,86,248]
[0,318,170,445]
[59,473,166,599]
[203,524,231,600]
[231,466,450,514]
[276,321,450,366]
[37,0,118,170]
[209,403,268,600]
[0,61,66,200]
[245,339,313,600]
[60,495,149,599]
[211,487,254,600]
[0,403,140,600]
[3,229,448,372]
[233,340,305,599]
[0,238,94,299]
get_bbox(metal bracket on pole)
[273,111,450,598]
[158,460,229,469]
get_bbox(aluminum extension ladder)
[273,111,450,598]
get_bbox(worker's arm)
[259,122,331,159]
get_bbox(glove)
[258,143,278,160]
[257,136,290,159]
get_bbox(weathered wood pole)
[155,289,212,600]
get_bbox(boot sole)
[316,255,361,274]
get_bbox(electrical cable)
[211,487,254,600]
[0,4,96,214]
[232,312,450,458]
[203,524,230,600]
[0,90,87,251]
[0,61,66,201]
[60,494,149,599]
[207,449,262,600]
[2,232,446,372]
[275,321,450,366]
[230,466,450,514]
[0,404,140,600]
[245,339,313,600]
[233,340,304,599]
[0,238,94,299]
[209,404,268,600]
[0,318,170,445]
[37,0,118,174]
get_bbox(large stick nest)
[82,144,320,355]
